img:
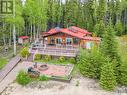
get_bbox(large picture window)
[56,38,62,44]
[66,38,72,45]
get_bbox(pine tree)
[99,62,117,91]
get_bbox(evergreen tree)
[77,48,106,79]
[97,0,106,22]
[101,21,122,82]
[94,20,105,37]
[99,62,117,91]
[119,62,127,85]
[115,20,123,36]
[101,22,121,63]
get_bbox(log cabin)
[41,26,100,49]
[29,26,100,57]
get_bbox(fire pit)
[38,64,48,71]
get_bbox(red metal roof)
[19,36,29,39]
[83,37,101,41]
[70,26,92,35]
[42,26,100,41]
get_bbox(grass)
[118,35,127,63]
[0,58,8,69]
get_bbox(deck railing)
[29,44,79,57]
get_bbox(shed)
[18,36,29,45]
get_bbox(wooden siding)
[46,32,81,46]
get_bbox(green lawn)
[0,58,8,69]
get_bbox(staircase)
[27,54,34,62]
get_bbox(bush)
[99,62,117,91]
[39,75,50,81]
[119,62,127,85]
[23,43,30,47]
[69,58,76,64]
[44,55,51,62]
[20,47,29,58]
[16,70,31,86]
[34,54,42,60]
[59,56,65,62]
[77,49,106,79]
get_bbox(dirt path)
[1,77,116,95]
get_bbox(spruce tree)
[101,21,121,63]
[97,0,106,22]
[101,21,122,83]
[115,20,123,36]
[119,62,127,85]
[99,62,117,91]
[94,20,105,37]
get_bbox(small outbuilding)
[18,36,29,45]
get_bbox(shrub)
[69,58,76,64]
[16,70,31,86]
[77,49,106,79]
[20,47,29,58]
[99,62,117,91]
[119,62,127,85]
[44,55,51,62]
[23,43,30,47]
[39,75,50,81]
[34,54,42,60]
[59,56,65,62]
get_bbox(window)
[50,37,55,44]
[56,38,62,44]
[73,38,79,44]
[86,42,94,49]
[66,38,72,45]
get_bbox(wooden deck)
[0,55,21,82]
[29,44,79,57]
